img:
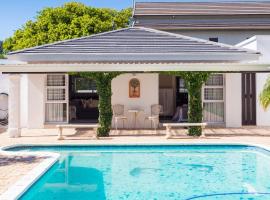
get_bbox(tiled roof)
[8,27,259,62]
[134,1,270,16]
[134,18,270,30]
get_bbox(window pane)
[203,102,224,122]
[47,75,65,86]
[45,103,67,122]
[75,78,97,93]
[206,74,223,86]
[204,88,223,100]
[47,89,65,100]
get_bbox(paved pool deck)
[0,154,44,195]
[1,127,270,196]
[1,127,270,146]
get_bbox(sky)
[0,0,133,40]
[2,0,270,41]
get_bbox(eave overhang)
[7,52,260,63]
[1,62,270,73]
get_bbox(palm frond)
[260,75,270,110]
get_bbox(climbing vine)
[165,72,211,136]
[71,72,121,137]
[71,71,211,137]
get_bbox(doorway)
[69,76,99,123]
[242,73,256,125]
[158,74,188,122]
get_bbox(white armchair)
[112,104,127,132]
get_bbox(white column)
[8,74,21,137]
[225,73,242,127]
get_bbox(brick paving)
[0,154,44,194]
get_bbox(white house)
[133,1,270,127]
[1,1,270,138]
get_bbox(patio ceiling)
[7,27,259,63]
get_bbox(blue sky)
[0,0,133,40]
[2,0,270,40]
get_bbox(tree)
[260,75,270,110]
[2,2,131,136]
[3,2,132,51]
[0,41,4,58]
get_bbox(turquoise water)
[7,145,270,200]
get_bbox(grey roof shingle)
[8,27,259,62]
[134,18,270,30]
[134,1,270,16]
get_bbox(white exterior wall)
[0,73,8,94]
[255,36,270,126]
[112,73,159,128]
[238,35,270,126]
[20,74,45,129]
[256,73,270,126]
[20,75,28,127]
[225,73,242,127]
[172,30,270,45]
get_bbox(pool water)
[7,145,270,200]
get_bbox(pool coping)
[1,141,270,199]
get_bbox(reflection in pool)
[7,145,270,200]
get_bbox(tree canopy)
[3,2,132,52]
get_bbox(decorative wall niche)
[129,78,140,98]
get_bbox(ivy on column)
[164,72,211,136]
[71,72,121,137]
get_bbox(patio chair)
[144,104,162,131]
[0,109,8,127]
[112,104,127,131]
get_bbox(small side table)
[128,109,140,129]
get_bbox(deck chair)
[112,104,127,131]
[0,109,8,126]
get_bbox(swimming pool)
[6,145,270,200]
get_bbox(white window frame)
[44,74,69,124]
[202,73,225,124]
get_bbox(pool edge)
[1,141,270,200]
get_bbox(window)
[203,74,225,123]
[74,78,97,93]
[45,74,68,123]
[209,37,218,43]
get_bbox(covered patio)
[1,27,269,138]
